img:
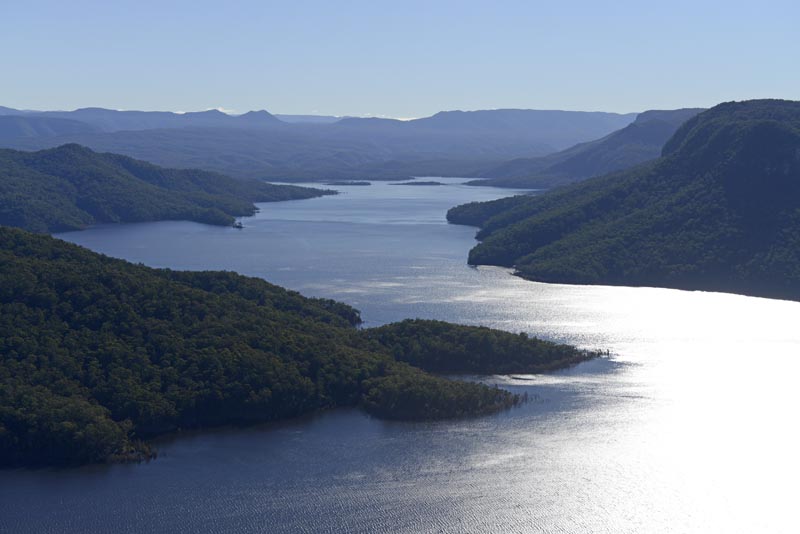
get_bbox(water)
[2,178,799,533]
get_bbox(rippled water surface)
[2,179,799,533]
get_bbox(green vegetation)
[446,194,534,229]
[468,108,703,189]
[0,227,595,467]
[360,367,512,421]
[448,100,800,301]
[0,144,332,233]
[363,319,599,374]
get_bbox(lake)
[2,178,799,533]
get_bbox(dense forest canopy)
[0,144,331,233]
[0,227,595,467]
[448,100,800,301]
[364,319,599,374]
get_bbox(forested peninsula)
[0,227,596,467]
[0,144,332,233]
[448,100,800,301]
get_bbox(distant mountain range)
[448,99,800,301]
[0,106,282,132]
[0,115,99,139]
[336,109,636,150]
[0,106,636,180]
[275,114,344,124]
[469,108,704,189]
[0,144,330,233]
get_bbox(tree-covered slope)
[364,319,599,374]
[0,144,331,233]
[448,100,800,301]
[0,227,596,467]
[469,108,703,189]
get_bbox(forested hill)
[468,108,703,189]
[0,227,596,467]
[0,144,331,233]
[447,99,800,301]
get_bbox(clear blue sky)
[3,0,798,117]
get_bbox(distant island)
[325,180,371,186]
[0,226,600,468]
[0,144,333,233]
[448,99,800,301]
[391,180,444,186]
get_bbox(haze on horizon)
[3,0,799,118]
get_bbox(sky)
[2,0,799,117]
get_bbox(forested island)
[391,181,444,186]
[0,226,596,467]
[0,144,332,233]
[448,100,800,301]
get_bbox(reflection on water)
[2,179,799,533]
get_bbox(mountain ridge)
[0,144,331,233]
[468,108,704,189]
[0,107,637,180]
[447,99,800,301]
